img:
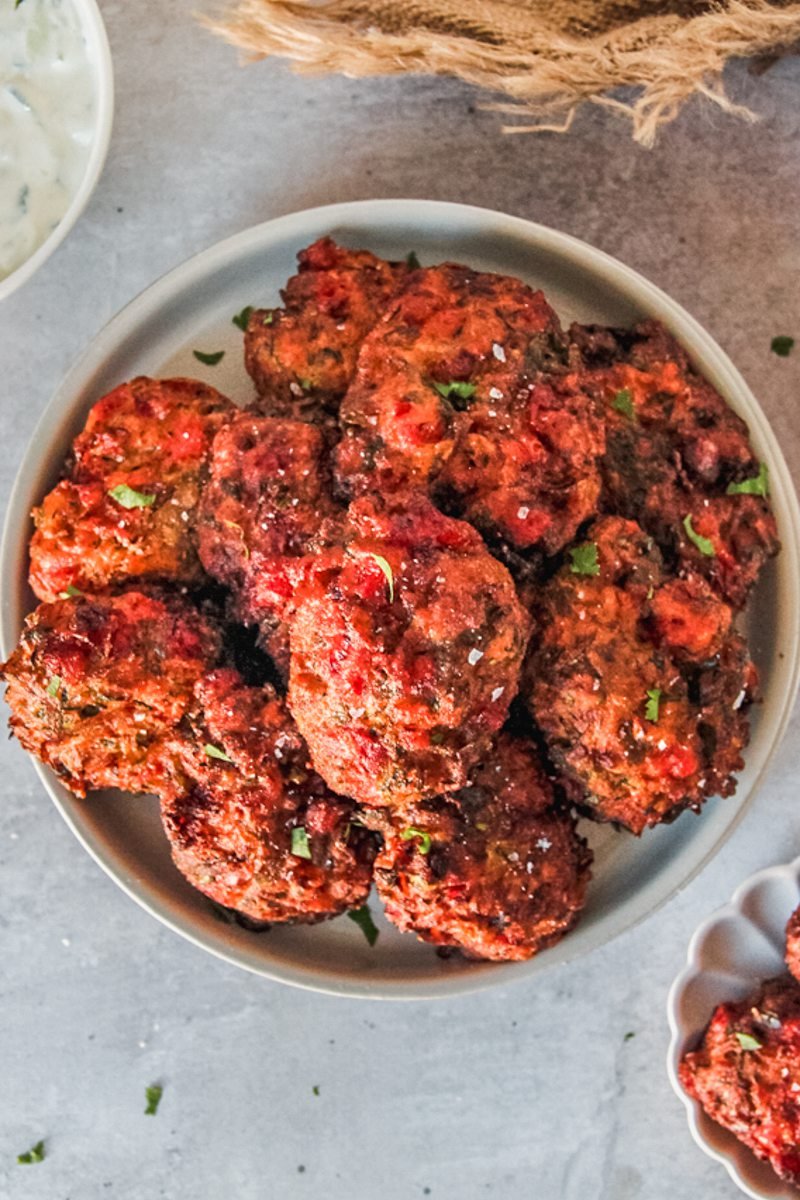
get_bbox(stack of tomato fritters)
[2,238,779,961]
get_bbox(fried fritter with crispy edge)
[1,589,222,798]
[159,668,377,924]
[244,237,408,422]
[370,734,592,962]
[335,262,564,493]
[680,976,800,1187]
[526,515,756,834]
[288,492,530,808]
[572,319,779,609]
[196,412,340,673]
[29,377,233,602]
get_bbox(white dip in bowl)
[0,0,113,300]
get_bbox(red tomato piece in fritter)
[526,516,755,834]
[1,589,222,798]
[244,237,407,421]
[680,976,800,1187]
[288,493,530,807]
[29,377,233,602]
[371,734,591,961]
[648,573,733,664]
[573,319,779,608]
[335,263,564,493]
[196,412,340,673]
[159,668,377,924]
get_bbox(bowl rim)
[666,856,800,1199]
[0,0,115,303]
[3,198,800,999]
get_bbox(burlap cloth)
[202,0,800,143]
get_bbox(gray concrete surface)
[1,3,799,1196]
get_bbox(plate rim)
[3,198,800,999]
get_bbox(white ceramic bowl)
[2,200,800,998]
[0,0,114,303]
[667,858,800,1198]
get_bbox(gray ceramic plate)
[2,200,799,998]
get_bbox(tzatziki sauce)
[0,0,97,282]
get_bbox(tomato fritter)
[526,516,755,834]
[1,589,221,798]
[573,319,779,608]
[244,237,407,421]
[288,493,530,807]
[159,668,377,924]
[787,909,800,984]
[335,262,564,493]
[434,370,605,560]
[29,377,233,602]
[371,735,592,961]
[196,412,340,672]
[679,976,800,1187]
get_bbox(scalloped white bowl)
[667,858,800,1198]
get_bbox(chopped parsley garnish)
[232,305,254,331]
[109,483,156,510]
[612,388,635,419]
[644,688,661,722]
[312,1085,320,1096]
[46,676,62,698]
[771,335,794,357]
[568,542,600,576]
[17,1140,45,1164]
[735,1031,762,1051]
[368,553,394,603]
[433,380,476,403]
[58,584,83,598]
[204,743,233,763]
[727,462,769,498]
[262,311,274,326]
[298,377,313,391]
[193,349,225,366]
[144,1084,163,1115]
[14,0,26,8]
[406,251,421,269]
[623,1031,635,1042]
[682,514,715,557]
[401,827,432,854]
[291,826,312,859]
[347,903,379,947]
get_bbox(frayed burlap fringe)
[200,0,800,144]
